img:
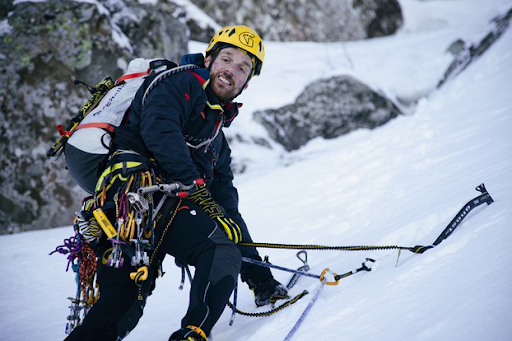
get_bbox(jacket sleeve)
[136,72,205,185]
[209,135,273,285]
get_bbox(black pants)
[65,198,241,340]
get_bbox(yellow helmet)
[206,25,265,77]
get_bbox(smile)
[219,75,231,86]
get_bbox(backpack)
[48,58,198,194]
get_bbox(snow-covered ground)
[1,0,512,340]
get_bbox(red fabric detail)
[224,102,243,123]
[57,124,72,137]
[185,93,190,101]
[200,112,206,119]
[115,70,150,85]
[57,124,65,136]
[122,108,132,125]
[224,102,243,111]
[194,178,205,186]
[75,122,116,132]
[177,206,190,211]
[187,70,206,86]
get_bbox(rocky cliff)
[0,0,188,233]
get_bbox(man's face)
[205,47,253,101]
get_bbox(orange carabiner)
[319,268,340,286]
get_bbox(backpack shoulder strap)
[142,64,200,109]
[115,59,178,86]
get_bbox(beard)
[209,71,244,102]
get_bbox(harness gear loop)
[319,268,340,286]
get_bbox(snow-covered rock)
[254,75,402,151]
[0,0,187,234]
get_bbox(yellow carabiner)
[125,174,135,194]
[146,171,152,186]
[130,266,149,283]
[320,268,340,286]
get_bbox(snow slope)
[1,0,511,340]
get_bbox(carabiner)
[319,268,340,286]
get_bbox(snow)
[2,0,512,340]
[171,0,222,31]
[0,19,13,36]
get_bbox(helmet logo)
[239,32,255,48]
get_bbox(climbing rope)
[227,290,309,318]
[78,243,98,305]
[241,183,494,257]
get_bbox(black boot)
[169,325,207,341]
[251,277,289,307]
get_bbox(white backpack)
[68,58,175,155]
[62,58,198,193]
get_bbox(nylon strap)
[75,122,116,132]
[115,71,150,86]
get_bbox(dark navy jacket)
[128,54,241,213]
[127,54,267,279]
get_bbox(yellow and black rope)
[227,290,309,318]
[240,242,417,252]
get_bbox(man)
[66,25,288,341]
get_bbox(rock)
[110,0,189,63]
[438,6,512,88]
[0,0,187,234]
[446,39,467,55]
[353,0,403,38]
[254,75,402,151]
[189,0,403,41]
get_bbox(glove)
[251,278,289,307]
[188,182,242,244]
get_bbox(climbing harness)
[52,182,493,338]
[48,58,207,334]
[51,180,195,334]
